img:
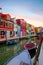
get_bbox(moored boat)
[24,43,36,58]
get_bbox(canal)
[0,38,37,65]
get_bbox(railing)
[33,36,43,65]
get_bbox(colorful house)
[0,13,14,42]
[16,19,26,37]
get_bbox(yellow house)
[26,23,29,30]
[38,27,41,33]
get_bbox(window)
[0,20,5,26]
[0,31,5,35]
[0,21,3,26]
[16,31,17,34]
[29,30,31,32]
[5,22,8,27]
[31,32,34,34]
[10,31,12,35]
[6,23,8,26]
[9,23,11,28]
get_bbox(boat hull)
[24,43,36,58]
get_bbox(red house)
[0,13,14,42]
[16,19,26,36]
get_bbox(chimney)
[0,8,2,13]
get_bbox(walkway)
[39,42,43,65]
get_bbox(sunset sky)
[0,0,43,27]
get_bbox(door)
[6,31,10,40]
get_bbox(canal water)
[0,38,36,65]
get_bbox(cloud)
[10,13,43,27]
[32,9,43,16]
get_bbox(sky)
[0,0,43,27]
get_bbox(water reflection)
[0,39,28,53]
[0,39,28,65]
[0,37,37,65]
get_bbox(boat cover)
[6,50,31,65]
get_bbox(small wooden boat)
[24,43,36,58]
